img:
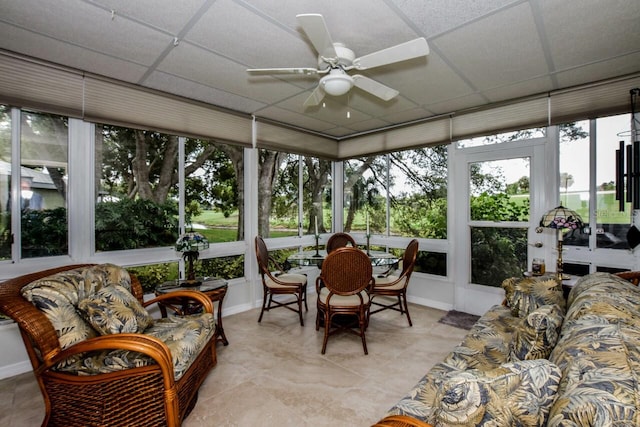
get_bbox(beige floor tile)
[0,303,472,426]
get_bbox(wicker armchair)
[369,239,419,326]
[325,232,357,253]
[316,247,374,354]
[0,264,217,427]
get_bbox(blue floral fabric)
[22,264,215,381]
[547,273,640,426]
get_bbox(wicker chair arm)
[144,290,214,314]
[50,333,176,384]
[372,273,405,289]
[315,275,323,293]
[372,415,434,427]
[614,271,640,286]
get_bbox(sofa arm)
[372,415,434,427]
[144,289,214,316]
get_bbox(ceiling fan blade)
[303,85,325,108]
[247,67,320,75]
[352,38,429,70]
[296,14,337,58]
[352,75,399,101]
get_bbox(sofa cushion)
[502,276,565,318]
[431,359,562,427]
[548,320,640,426]
[77,284,153,335]
[509,304,564,361]
[55,312,215,381]
[443,304,521,371]
[83,263,133,292]
[21,268,98,350]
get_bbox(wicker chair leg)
[298,290,304,326]
[258,289,268,322]
[402,293,412,327]
[321,311,331,354]
[360,309,368,355]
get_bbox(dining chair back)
[325,232,356,253]
[255,236,308,326]
[315,247,374,354]
[370,239,419,326]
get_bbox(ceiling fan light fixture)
[320,69,354,96]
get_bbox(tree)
[560,172,574,205]
[258,149,286,236]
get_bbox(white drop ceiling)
[1,0,639,140]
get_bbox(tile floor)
[0,300,468,426]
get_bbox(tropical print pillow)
[509,303,564,361]
[430,359,562,427]
[384,305,522,422]
[502,276,565,318]
[21,268,97,349]
[83,263,132,293]
[77,284,153,335]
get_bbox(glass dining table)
[287,249,399,268]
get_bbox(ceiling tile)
[143,70,266,113]
[433,2,547,90]
[0,0,170,65]
[481,76,554,103]
[555,52,640,89]
[0,23,148,83]
[391,0,521,37]
[157,42,303,102]
[90,0,209,34]
[539,0,640,72]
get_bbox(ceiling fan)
[246,14,429,107]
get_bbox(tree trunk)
[258,151,284,237]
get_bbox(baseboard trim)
[0,360,31,380]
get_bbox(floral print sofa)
[376,272,640,427]
[0,263,218,427]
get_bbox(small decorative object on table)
[531,258,546,276]
[175,230,209,286]
[313,217,322,257]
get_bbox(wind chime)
[614,88,640,248]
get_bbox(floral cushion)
[83,263,133,292]
[77,285,153,335]
[548,273,640,426]
[22,268,98,349]
[385,305,522,422]
[509,304,564,361]
[443,304,521,371]
[502,276,565,318]
[55,313,215,381]
[430,359,562,427]
[144,313,215,379]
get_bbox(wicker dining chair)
[369,239,419,326]
[255,236,308,326]
[316,247,374,354]
[325,232,357,253]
